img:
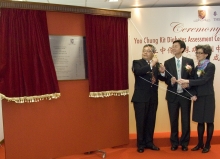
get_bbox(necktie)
[177,59,180,68]
[147,60,156,84]
[176,59,182,93]
[151,70,156,84]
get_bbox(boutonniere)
[185,64,192,74]
[197,69,205,77]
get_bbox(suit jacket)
[164,56,195,102]
[189,62,215,96]
[131,59,166,102]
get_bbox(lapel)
[152,65,157,76]
[140,58,148,66]
[195,66,199,79]
[170,57,177,78]
[181,57,187,77]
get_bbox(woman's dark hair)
[195,44,212,59]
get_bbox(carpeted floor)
[1,143,220,159]
[57,145,220,159]
[55,132,220,159]
[1,132,220,159]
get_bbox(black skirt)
[192,94,215,123]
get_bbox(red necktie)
[151,68,156,84]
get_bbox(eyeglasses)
[195,52,204,55]
[143,50,153,53]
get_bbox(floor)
[1,134,220,159]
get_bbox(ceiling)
[12,0,220,9]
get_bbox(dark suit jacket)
[189,62,215,96]
[164,56,195,102]
[131,59,166,102]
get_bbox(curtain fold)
[0,8,60,103]
[85,15,128,98]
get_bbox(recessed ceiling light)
[107,0,118,2]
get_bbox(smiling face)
[196,48,208,62]
[172,42,184,58]
[142,46,154,61]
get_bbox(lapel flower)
[197,69,205,77]
[185,64,192,74]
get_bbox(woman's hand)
[177,79,189,84]
[191,96,197,101]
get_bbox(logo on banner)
[194,10,210,22]
[213,11,220,21]
[198,10,206,19]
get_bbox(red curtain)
[85,15,128,97]
[0,8,60,103]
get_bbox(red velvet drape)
[0,8,60,103]
[85,15,128,97]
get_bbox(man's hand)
[171,77,177,85]
[151,56,158,67]
[159,64,165,73]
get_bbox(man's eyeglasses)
[143,50,153,53]
[195,52,204,55]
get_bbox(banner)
[126,6,220,132]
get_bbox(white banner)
[125,6,220,132]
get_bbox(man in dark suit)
[131,44,166,153]
[164,40,195,151]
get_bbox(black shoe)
[182,146,188,151]
[191,144,204,151]
[171,145,178,151]
[202,146,210,153]
[137,148,144,153]
[145,145,160,151]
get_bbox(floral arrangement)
[197,69,205,77]
[185,64,192,74]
